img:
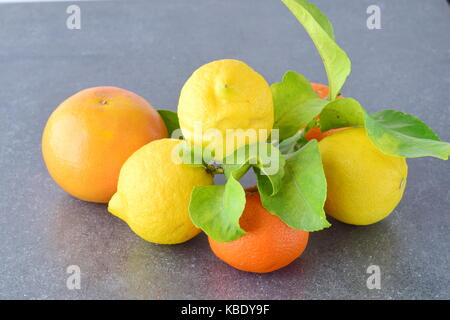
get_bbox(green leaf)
[223,142,286,196]
[290,0,335,39]
[319,98,450,160]
[277,129,309,155]
[189,176,246,242]
[277,130,303,154]
[366,110,450,160]
[258,140,330,231]
[277,117,320,155]
[370,110,440,141]
[271,71,328,140]
[157,109,180,136]
[319,97,365,131]
[282,0,351,100]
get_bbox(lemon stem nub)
[206,164,224,176]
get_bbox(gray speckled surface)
[0,0,449,300]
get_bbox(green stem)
[229,164,251,181]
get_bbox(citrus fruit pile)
[42,0,449,274]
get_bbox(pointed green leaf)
[271,71,328,140]
[366,110,450,160]
[291,0,335,39]
[319,99,450,159]
[258,140,330,231]
[282,0,351,100]
[319,97,365,131]
[157,109,180,136]
[189,176,246,242]
[277,130,305,154]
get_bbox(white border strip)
[0,0,110,3]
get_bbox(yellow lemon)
[177,59,274,160]
[108,138,213,244]
[318,128,408,225]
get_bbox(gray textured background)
[0,0,449,299]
